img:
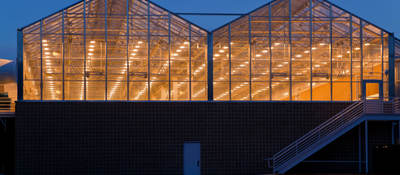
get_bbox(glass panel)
[312,82,331,101]
[332,82,351,101]
[365,83,380,100]
[293,82,311,101]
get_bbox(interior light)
[315,64,320,68]
[312,47,317,50]
[255,54,262,57]
[138,41,143,44]
[274,43,281,46]
[133,49,138,52]
[45,52,51,55]
[262,50,268,53]
[90,41,96,44]
[214,54,220,57]
[172,53,179,56]
[135,45,141,48]
[277,64,283,67]
[230,42,234,45]
[304,50,310,53]
[42,40,48,43]
[131,53,137,56]
[219,50,225,53]
[337,55,343,58]
[347,51,351,54]
[89,45,95,48]
[180,46,186,49]
[355,47,360,50]
[44,48,49,51]
[184,41,190,45]
[176,49,182,53]
[88,49,94,52]
[296,54,302,58]
[43,44,49,47]
[88,53,94,56]
[319,43,326,46]
[365,43,370,46]
[223,46,229,49]
[283,62,289,64]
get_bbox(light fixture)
[304,50,310,53]
[219,50,225,53]
[337,55,343,58]
[88,49,94,52]
[277,64,283,67]
[347,51,351,54]
[296,54,302,58]
[42,40,48,43]
[180,46,186,49]
[138,41,143,44]
[184,41,190,45]
[133,49,138,52]
[172,53,179,56]
[176,49,182,53]
[262,50,268,53]
[365,43,370,46]
[131,53,137,56]
[255,54,262,57]
[88,53,94,56]
[89,45,95,48]
[312,47,317,50]
[135,45,141,48]
[223,46,229,49]
[319,43,326,46]
[355,47,360,50]
[214,54,220,57]
[274,43,281,46]
[43,44,49,47]
[315,64,320,68]
[90,41,96,44]
[44,48,49,51]
[45,52,51,55]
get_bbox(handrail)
[272,97,400,173]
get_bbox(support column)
[207,32,213,101]
[365,121,369,173]
[392,122,396,144]
[358,125,362,173]
[17,29,24,101]
[389,33,395,99]
[105,0,108,100]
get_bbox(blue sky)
[0,0,398,59]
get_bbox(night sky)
[0,0,398,60]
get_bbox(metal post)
[392,122,396,144]
[309,0,313,101]
[105,0,108,100]
[358,125,362,173]
[381,31,385,82]
[365,121,368,173]
[40,20,43,101]
[360,21,364,95]
[329,4,333,101]
[207,32,213,101]
[229,23,232,101]
[398,120,400,144]
[268,4,272,101]
[389,33,395,99]
[83,0,87,100]
[350,16,353,101]
[62,10,65,100]
[189,24,192,100]
[249,15,252,101]
[126,0,130,101]
[147,0,151,100]
[17,29,24,101]
[168,13,171,101]
[289,0,293,101]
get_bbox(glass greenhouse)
[19,0,400,101]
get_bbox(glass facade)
[22,0,208,101]
[20,0,397,101]
[213,0,390,101]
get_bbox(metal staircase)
[272,99,400,174]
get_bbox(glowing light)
[319,43,327,46]
[89,45,95,48]
[219,50,225,53]
[133,49,138,52]
[365,43,370,46]
[42,40,48,43]
[43,44,49,47]
[277,64,283,67]
[88,49,94,52]
[184,41,190,45]
[131,53,137,56]
[138,41,143,44]
[45,52,51,55]
[262,50,268,53]
[315,64,320,68]
[230,42,234,45]
[135,45,141,48]
[223,46,229,49]
[88,53,94,56]
[337,55,343,58]
[44,48,49,51]
[304,50,310,53]
[176,49,182,52]
[255,54,262,57]
[90,41,96,44]
[312,47,317,50]
[274,43,281,46]
[296,54,302,58]
[172,53,179,56]
[355,47,360,50]
[180,46,186,49]
[214,54,220,57]
[347,51,351,54]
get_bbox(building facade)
[14,0,400,174]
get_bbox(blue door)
[184,142,200,175]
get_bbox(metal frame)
[17,0,400,102]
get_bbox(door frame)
[362,80,383,100]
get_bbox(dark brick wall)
[16,101,351,175]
